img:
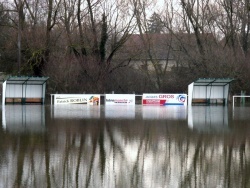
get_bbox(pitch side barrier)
[50,93,187,106]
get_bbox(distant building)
[118,34,177,72]
[115,33,217,73]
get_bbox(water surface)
[0,105,250,188]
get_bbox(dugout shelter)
[2,76,49,104]
[188,78,234,105]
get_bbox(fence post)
[241,90,246,105]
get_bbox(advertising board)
[142,94,187,106]
[105,94,135,105]
[54,94,100,105]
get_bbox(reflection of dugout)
[188,106,228,132]
[2,105,45,133]
[188,78,234,106]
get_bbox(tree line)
[0,0,249,94]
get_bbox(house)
[116,32,218,73]
[119,33,177,72]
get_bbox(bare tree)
[7,0,62,76]
[53,0,136,93]
[131,0,177,92]
[1,0,250,93]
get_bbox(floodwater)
[0,104,250,188]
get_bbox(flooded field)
[0,104,250,188]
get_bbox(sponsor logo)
[145,95,158,98]
[56,97,87,103]
[177,95,186,103]
[159,94,174,98]
[89,96,99,104]
[106,99,133,103]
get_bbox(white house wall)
[131,59,177,72]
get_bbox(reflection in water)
[52,105,187,120]
[0,105,250,187]
[188,106,229,132]
[2,105,45,133]
[142,105,187,119]
[53,104,101,119]
[105,105,135,119]
[233,106,250,120]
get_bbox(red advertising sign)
[142,94,187,106]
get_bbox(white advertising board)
[142,93,187,106]
[105,94,135,105]
[54,94,100,105]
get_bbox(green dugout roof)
[4,76,49,85]
[193,78,234,86]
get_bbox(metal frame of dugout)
[2,76,49,105]
[188,78,234,106]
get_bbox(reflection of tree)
[105,122,125,158]
[85,135,97,188]
[62,132,74,187]
[14,136,27,187]
[179,136,202,188]
[30,141,37,187]
[131,131,145,188]
[75,135,84,188]
[224,142,232,188]
[45,132,51,188]
[99,127,106,180]
[1,119,250,187]
[239,139,249,187]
